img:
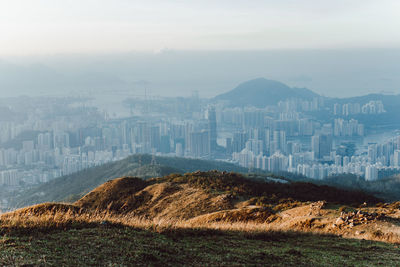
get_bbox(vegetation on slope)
[75,177,148,212]
[5,171,382,225]
[1,170,400,266]
[11,153,394,212]
[154,171,380,206]
[10,155,249,209]
[47,170,379,223]
[303,174,400,202]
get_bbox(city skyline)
[1,79,399,205]
[2,1,400,263]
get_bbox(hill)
[2,170,400,265]
[9,155,249,209]
[214,78,319,107]
[5,171,383,227]
[72,171,380,221]
[213,78,400,130]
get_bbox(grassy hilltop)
[2,171,400,265]
[12,154,400,211]
[10,155,250,209]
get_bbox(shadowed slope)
[74,176,233,220]
[75,177,148,212]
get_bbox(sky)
[0,1,399,98]
[1,0,400,55]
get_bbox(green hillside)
[9,155,249,209]
[284,173,400,202]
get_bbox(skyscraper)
[365,165,378,181]
[207,106,217,152]
[311,134,332,159]
[311,135,320,159]
[189,130,210,158]
[394,150,400,167]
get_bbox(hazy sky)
[1,1,400,99]
[1,0,400,55]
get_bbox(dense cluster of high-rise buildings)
[333,101,385,116]
[0,94,398,190]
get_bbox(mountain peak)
[214,78,319,107]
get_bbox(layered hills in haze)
[214,77,400,129]
[214,77,400,112]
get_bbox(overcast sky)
[1,0,400,56]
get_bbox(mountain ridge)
[9,155,250,209]
[214,78,319,107]
[214,77,400,109]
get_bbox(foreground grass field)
[2,171,400,266]
[1,224,400,266]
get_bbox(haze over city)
[1,1,400,265]
[1,0,400,98]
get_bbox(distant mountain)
[214,78,319,107]
[9,154,249,209]
[0,61,129,97]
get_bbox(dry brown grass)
[0,203,273,234]
[1,171,399,246]
[3,202,400,246]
